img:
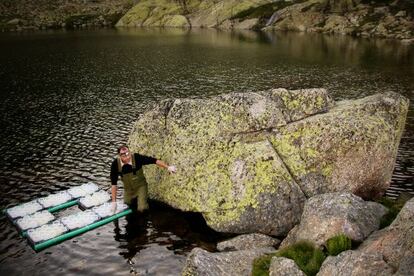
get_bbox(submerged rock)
[182,247,275,276]
[280,193,387,247]
[217,233,280,252]
[129,88,408,235]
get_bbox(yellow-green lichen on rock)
[270,92,409,199]
[128,89,409,234]
[116,0,184,27]
[116,0,275,28]
[189,0,274,28]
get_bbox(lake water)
[0,28,413,275]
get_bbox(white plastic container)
[67,182,100,198]
[78,190,110,209]
[16,210,55,232]
[92,202,128,218]
[38,191,73,209]
[60,210,100,230]
[27,221,68,244]
[6,200,44,219]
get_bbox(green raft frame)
[32,208,132,251]
[5,197,132,252]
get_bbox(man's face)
[119,147,131,163]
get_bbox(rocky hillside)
[0,0,134,31]
[117,0,414,40]
[1,0,413,40]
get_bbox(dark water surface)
[0,28,413,275]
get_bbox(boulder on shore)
[358,197,414,269]
[129,88,409,235]
[280,193,387,248]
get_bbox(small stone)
[217,233,280,251]
[270,257,306,276]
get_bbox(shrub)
[326,234,352,256]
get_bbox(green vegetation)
[326,234,352,256]
[377,193,413,228]
[277,241,326,276]
[252,252,278,276]
[252,241,326,276]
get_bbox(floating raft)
[5,182,131,251]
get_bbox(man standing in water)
[110,145,176,213]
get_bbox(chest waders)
[117,155,149,212]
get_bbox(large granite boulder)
[129,88,408,235]
[182,247,275,276]
[280,193,387,247]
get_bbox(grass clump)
[252,241,327,276]
[326,234,352,256]
[276,241,326,276]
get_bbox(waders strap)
[117,157,122,175]
[131,154,137,175]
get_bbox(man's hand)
[111,201,117,214]
[167,165,177,174]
